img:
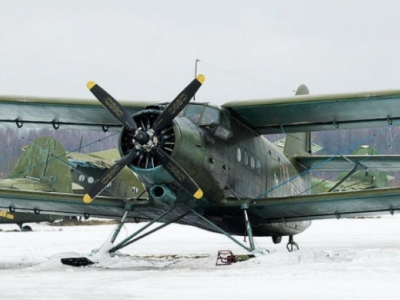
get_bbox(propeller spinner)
[83,75,205,204]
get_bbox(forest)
[0,127,118,178]
[1,125,400,185]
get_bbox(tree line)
[0,127,118,178]
[1,126,400,184]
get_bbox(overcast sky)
[1,0,400,106]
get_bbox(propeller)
[83,75,205,203]
[153,147,203,199]
[83,150,138,203]
[152,74,205,131]
[87,81,138,132]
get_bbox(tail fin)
[294,84,309,96]
[6,137,72,193]
[284,84,311,159]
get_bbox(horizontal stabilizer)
[67,149,120,169]
[296,155,400,172]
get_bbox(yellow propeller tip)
[87,81,96,90]
[194,189,203,200]
[83,194,93,204]
[196,74,205,84]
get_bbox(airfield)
[1,217,400,299]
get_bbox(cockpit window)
[200,106,219,125]
[219,110,231,129]
[184,105,204,124]
[181,104,224,127]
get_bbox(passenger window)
[274,171,279,186]
[250,156,255,169]
[256,160,261,174]
[237,147,242,162]
[244,151,249,166]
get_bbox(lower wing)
[2,186,400,224]
[234,187,400,223]
[0,188,150,220]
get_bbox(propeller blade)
[153,147,203,200]
[83,150,137,203]
[87,81,137,132]
[152,74,205,131]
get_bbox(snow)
[1,217,400,300]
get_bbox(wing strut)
[60,202,271,266]
[61,206,191,266]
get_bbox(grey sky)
[1,0,400,106]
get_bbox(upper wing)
[0,95,153,131]
[222,89,400,134]
[221,187,400,223]
[4,88,400,133]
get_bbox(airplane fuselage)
[126,103,311,239]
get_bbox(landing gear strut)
[61,205,191,267]
[286,235,299,252]
[61,201,271,267]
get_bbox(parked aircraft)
[311,145,393,193]
[0,75,400,266]
[0,137,71,230]
[67,148,145,199]
[0,137,145,230]
[272,140,392,193]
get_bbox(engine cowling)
[119,110,205,188]
[119,109,176,170]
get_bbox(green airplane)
[1,75,400,266]
[0,137,71,230]
[66,148,146,200]
[272,140,392,193]
[0,137,146,230]
[311,145,393,193]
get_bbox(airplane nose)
[136,131,149,145]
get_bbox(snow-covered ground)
[1,216,400,300]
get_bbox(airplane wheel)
[272,236,282,244]
[21,225,32,232]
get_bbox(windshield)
[181,104,220,126]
